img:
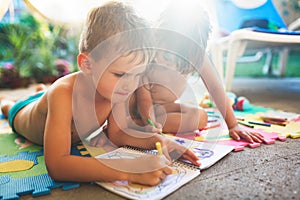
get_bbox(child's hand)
[146,121,163,134]
[229,124,264,143]
[127,155,173,186]
[99,155,172,186]
[99,154,171,173]
[160,137,201,167]
[129,165,173,186]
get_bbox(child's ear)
[78,53,92,73]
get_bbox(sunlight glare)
[25,0,214,27]
[26,0,107,24]
[131,0,170,21]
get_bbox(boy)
[1,1,199,186]
[134,1,264,143]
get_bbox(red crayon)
[263,119,286,126]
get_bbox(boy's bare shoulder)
[47,72,80,99]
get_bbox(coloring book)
[165,135,234,170]
[95,136,234,200]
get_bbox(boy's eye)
[113,73,124,77]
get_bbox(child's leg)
[35,84,47,92]
[155,103,207,133]
[1,84,46,118]
[1,99,15,118]
[1,85,48,145]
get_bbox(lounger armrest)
[288,18,300,31]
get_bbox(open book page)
[95,147,200,200]
[165,135,234,170]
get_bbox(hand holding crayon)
[147,118,163,134]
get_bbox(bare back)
[14,72,111,145]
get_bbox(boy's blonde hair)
[156,1,211,74]
[79,1,153,63]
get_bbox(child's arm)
[43,85,172,185]
[107,106,200,166]
[135,84,162,133]
[136,77,153,122]
[154,102,207,133]
[200,55,264,143]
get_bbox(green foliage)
[0,11,80,84]
[0,63,31,88]
[0,65,20,87]
[291,0,300,11]
[0,23,43,74]
[0,12,49,78]
[234,50,300,77]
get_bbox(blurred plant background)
[0,2,80,88]
[0,0,299,88]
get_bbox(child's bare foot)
[35,84,47,92]
[0,97,15,118]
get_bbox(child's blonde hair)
[156,1,211,74]
[79,1,153,63]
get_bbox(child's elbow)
[46,165,61,181]
[47,170,61,181]
[45,159,65,181]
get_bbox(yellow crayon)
[290,132,300,139]
[156,142,163,155]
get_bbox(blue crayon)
[248,121,271,127]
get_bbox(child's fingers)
[249,133,263,143]
[161,166,173,176]
[181,153,201,166]
[154,127,163,134]
[182,148,200,166]
[154,122,163,131]
[151,126,162,134]
[181,148,199,161]
[168,143,200,166]
[100,155,170,173]
[238,131,254,143]
[230,126,265,143]
[240,131,265,143]
[252,132,264,141]
[149,167,172,185]
[145,124,161,133]
[229,132,240,141]
[158,171,168,180]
